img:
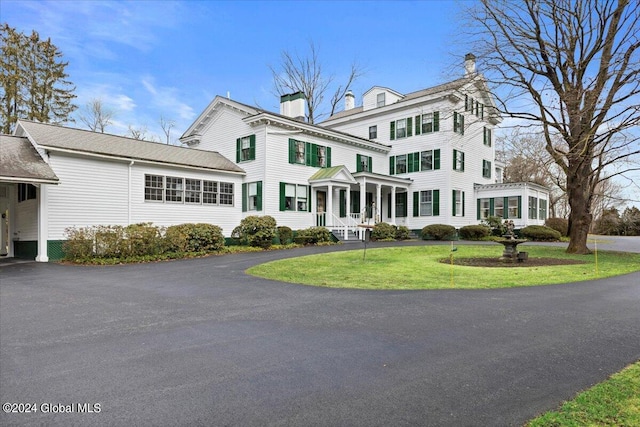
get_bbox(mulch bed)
[440,257,587,268]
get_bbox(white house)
[1,54,549,262]
[1,120,244,261]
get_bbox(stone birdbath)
[495,220,528,263]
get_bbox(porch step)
[331,229,361,243]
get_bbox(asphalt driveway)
[1,240,639,426]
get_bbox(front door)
[316,191,326,226]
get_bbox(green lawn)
[246,245,640,290]
[526,361,640,426]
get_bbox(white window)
[317,146,326,168]
[421,113,433,133]
[495,198,504,218]
[297,184,308,211]
[283,183,308,212]
[454,150,465,172]
[145,175,164,201]
[377,92,385,107]
[453,112,464,134]
[165,177,183,203]
[421,151,433,171]
[185,179,201,204]
[539,199,547,221]
[219,182,234,206]
[395,118,406,139]
[295,140,306,164]
[239,136,252,162]
[395,154,407,174]
[247,182,259,211]
[203,180,217,204]
[369,125,377,139]
[483,160,492,178]
[508,196,519,218]
[528,196,538,220]
[453,190,464,216]
[480,198,490,219]
[420,190,433,216]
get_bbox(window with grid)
[377,93,385,107]
[453,150,465,172]
[479,198,490,219]
[528,196,538,219]
[420,190,433,216]
[165,177,184,202]
[219,182,234,205]
[483,160,492,178]
[203,180,218,204]
[395,118,407,139]
[508,196,519,218]
[395,154,407,174]
[421,151,433,171]
[453,190,464,217]
[144,175,164,201]
[453,112,464,134]
[185,179,201,204]
[494,198,504,218]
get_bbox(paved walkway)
[1,239,639,426]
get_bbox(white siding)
[47,154,129,239]
[45,152,244,239]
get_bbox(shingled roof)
[0,134,59,184]
[18,120,244,174]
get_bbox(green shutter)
[401,193,407,217]
[256,181,262,211]
[352,191,360,214]
[387,193,391,218]
[452,190,456,216]
[407,153,414,173]
[242,183,247,212]
[288,139,295,164]
[517,196,522,218]
[462,192,465,217]
[481,104,484,119]
[413,192,419,217]
[453,149,457,170]
[236,138,241,163]
[309,143,317,166]
[433,190,440,216]
[356,154,362,172]
[390,121,395,140]
[407,117,412,137]
[415,115,421,135]
[308,186,312,212]
[483,127,487,145]
[413,152,420,172]
[504,197,509,218]
[340,190,346,217]
[477,199,481,220]
[461,114,465,135]
[434,149,440,170]
[368,156,372,173]
[433,111,439,132]
[461,152,465,171]
[279,182,286,211]
[389,156,395,175]
[326,146,331,167]
[249,134,256,160]
[453,112,458,132]
[490,198,495,216]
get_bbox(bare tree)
[159,115,175,144]
[126,124,157,142]
[79,98,113,133]
[468,0,640,253]
[269,41,363,124]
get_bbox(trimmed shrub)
[125,223,164,256]
[165,223,225,252]
[459,224,491,240]
[277,226,293,244]
[63,227,95,259]
[396,225,410,241]
[236,215,277,248]
[520,225,562,241]
[421,224,456,241]
[545,217,568,237]
[294,227,332,245]
[371,222,397,241]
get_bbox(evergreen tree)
[0,24,76,133]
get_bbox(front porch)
[308,166,411,240]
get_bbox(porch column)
[36,184,49,262]
[312,186,318,226]
[390,186,397,225]
[327,184,333,227]
[375,184,381,223]
[360,177,366,221]
[346,186,351,219]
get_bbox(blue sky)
[2,0,465,141]
[3,0,639,207]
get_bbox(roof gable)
[0,134,59,183]
[308,165,356,184]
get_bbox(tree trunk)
[565,174,592,254]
